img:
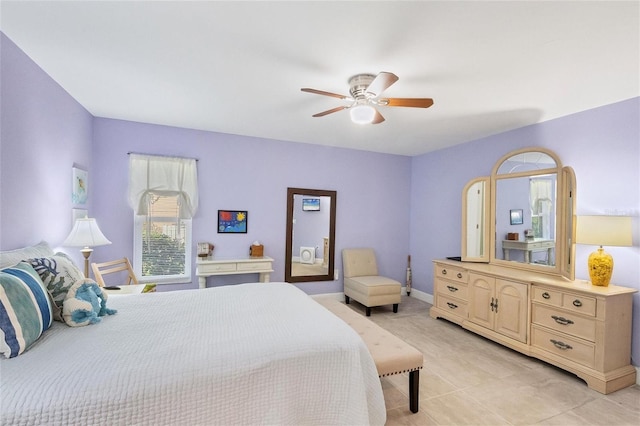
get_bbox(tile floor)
[346,296,640,425]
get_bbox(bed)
[1,246,386,425]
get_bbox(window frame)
[132,194,192,285]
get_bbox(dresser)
[430,259,637,394]
[196,256,274,289]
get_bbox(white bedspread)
[0,283,385,425]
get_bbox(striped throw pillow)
[0,262,53,358]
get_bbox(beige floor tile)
[374,296,638,426]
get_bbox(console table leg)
[199,276,207,289]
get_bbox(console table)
[502,238,555,264]
[196,256,274,289]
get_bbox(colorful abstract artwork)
[218,210,248,233]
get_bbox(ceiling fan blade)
[312,106,347,117]
[301,88,349,100]
[380,98,434,108]
[365,72,399,97]
[371,109,385,124]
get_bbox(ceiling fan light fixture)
[350,104,376,124]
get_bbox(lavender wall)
[91,118,411,294]
[410,97,640,365]
[0,33,93,268]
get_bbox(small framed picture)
[72,167,88,205]
[218,210,248,233]
[510,209,523,225]
[72,208,87,224]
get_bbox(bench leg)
[345,295,350,304]
[393,303,399,313]
[409,370,419,413]
[366,307,371,316]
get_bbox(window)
[133,193,192,283]
[129,154,198,285]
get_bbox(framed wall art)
[218,210,248,233]
[72,167,88,205]
[510,209,523,225]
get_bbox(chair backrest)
[91,258,138,287]
[342,248,379,278]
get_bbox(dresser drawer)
[532,286,563,307]
[532,304,596,342]
[435,277,468,301]
[532,325,595,369]
[561,294,596,317]
[436,293,468,319]
[198,263,237,273]
[532,286,596,317]
[435,264,468,284]
[237,261,272,271]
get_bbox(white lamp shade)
[62,218,112,248]
[575,215,632,247]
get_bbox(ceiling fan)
[301,72,433,124]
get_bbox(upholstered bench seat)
[316,297,424,413]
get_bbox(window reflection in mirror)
[495,174,557,266]
[285,188,336,283]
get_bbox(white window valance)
[128,154,199,219]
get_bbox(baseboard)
[311,287,434,305]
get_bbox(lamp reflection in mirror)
[62,217,112,278]
[575,215,632,286]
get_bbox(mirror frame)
[488,147,575,279]
[285,187,337,283]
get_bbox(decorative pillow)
[62,280,117,327]
[0,241,54,269]
[0,262,53,358]
[27,254,84,322]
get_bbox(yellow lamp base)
[588,247,613,287]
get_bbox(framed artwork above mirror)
[285,187,336,283]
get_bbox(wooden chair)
[91,258,156,293]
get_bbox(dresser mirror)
[461,147,576,279]
[285,187,336,283]
[461,177,490,262]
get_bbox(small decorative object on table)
[250,241,264,257]
[197,242,214,258]
[524,229,534,240]
[507,232,519,241]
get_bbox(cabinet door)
[468,273,495,329]
[495,279,528,343]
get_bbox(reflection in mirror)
[496,151,556,174]
[494,174,557,266]
[285,188,336,283]
[461,177,489,262]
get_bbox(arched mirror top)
[493,148,561,176]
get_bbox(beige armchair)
[342,248,401,316]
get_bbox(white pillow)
[0,241,54,269]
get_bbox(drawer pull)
[572,299,582,307]
[446,302,458,310]
[442,269,447,275]
[446,285,458,292]
[550,339,573,351]
[551,315,574,326]
[542,292,551,299]
[457,272,463,279]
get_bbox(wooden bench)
[316,298,424,413]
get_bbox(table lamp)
[575,215,632,286]
[62,217,112,278]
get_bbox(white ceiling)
[1,1,638,156]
